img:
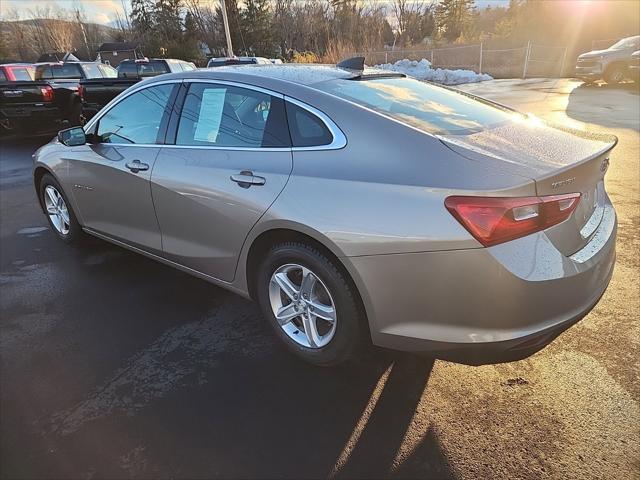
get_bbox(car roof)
[210,56,266,61]
[35,61,98,66]
[0,63,34,68]
[197,63,395,86]
[136,63,405,103]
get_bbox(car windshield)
[80,63,105,78]
[610,36,639,50]
[98,64,117,78]
[317,76,514,135]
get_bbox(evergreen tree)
[155,0,183,56]
[435,0,475,42]
[130,0,156,54]
[242,0,274,56]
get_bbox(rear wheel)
[39,174,82,243]
[604,64,626,84]
[256,242,366,366]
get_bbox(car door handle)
[230,171,266,188]
[125,160,149,173]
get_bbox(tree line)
[1,0,638,65]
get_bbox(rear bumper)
[348,201,617,365]
[0,105,59,120]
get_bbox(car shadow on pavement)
[566,81,639,129]
[1,234,455,479]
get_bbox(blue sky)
[0,0,510,26]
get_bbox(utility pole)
[220,0,234,57]
[75,9,91,59]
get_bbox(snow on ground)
[374,58,493,85]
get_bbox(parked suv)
[207,56,271,67]
[575,35,640,84]
[117,58,196,78]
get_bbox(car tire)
[39,173,83,243]
[256,242,367,366]
[604,65,626,84]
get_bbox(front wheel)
[256,242,367,366]
[604,65,626,84]
[39,173,82,243]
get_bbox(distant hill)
[0,18,121,62]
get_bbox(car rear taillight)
[445,193,581,247]
[77,84,84,101]
[40,85,54,102]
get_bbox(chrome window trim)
[285,96,347,151]
[161,145,291,152]
[82,77,348,151]
[183,78,285,100]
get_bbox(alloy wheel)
[269,263,337,348]
[44,185,70,235]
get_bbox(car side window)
[176,83,290,148]
[0,70,6,82]
[96,84,174,144]
[285,102,333,147]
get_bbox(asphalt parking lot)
[1,79,638,479]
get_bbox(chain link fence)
[355,41,570,79]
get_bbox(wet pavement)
[1,78,638,479]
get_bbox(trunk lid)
[438,118,616,255]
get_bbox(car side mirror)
[58,127,86,147]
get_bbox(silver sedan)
[33,60,617,366]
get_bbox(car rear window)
[208,59,255,67]
[52,64,81,79]
[118,61,169,78]
[10,67,34,81]
[317,76,513,135]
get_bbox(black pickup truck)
[34,61,118,125]
[79,58,196,121]
[0,80,59,136]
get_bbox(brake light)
[445,193,581,247]
[40,85,54,102]
[77,84,84,101]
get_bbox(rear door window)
[317,76,513,135]
[285,102,333,147]
[176,83,290,148]
[0,70,6,82]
